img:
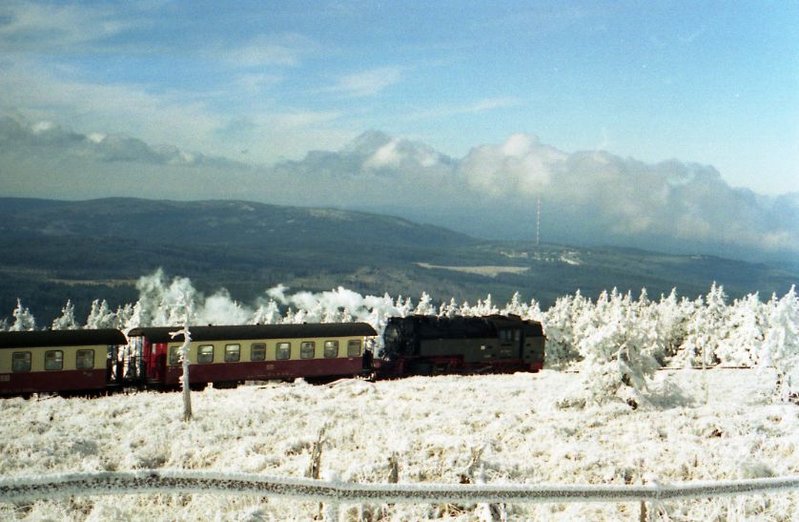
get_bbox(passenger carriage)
[126,323,377,388]
[0,329,127,396]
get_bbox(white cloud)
[470,97,523,112]
[331,66,403,97]
[402,96,523,122]
[226,34,314,67]
[30,120,55,134]
[0,59,225,156]
[270,110,342,129]
[0,1,138,52]
[363,139,402,169]
[459,134,564,197]
[235,73,283,93]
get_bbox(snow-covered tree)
[115,303,135,331]
[439,297,459,318]
[169,294,194,421]
[761,286,799,402]
[503,291,525,316]
[652,289,693,363]
[251,299,282,325]
[10,299,35,331]
[674,283,729,368]
[541,291,589,368]
[124,301,145,330]
[716,293,766,367]
[134,269,199,326]
[472,294,499,316]
[85,299,117,329]
[395,296,414,317]
[414,292,437,315]
[51,300,78,330]
[524,298,544,322]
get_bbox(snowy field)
[1,369,798,521]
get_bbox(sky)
[1,0,797,195]
[1,1,798,262]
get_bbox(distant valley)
[1,197,797,324]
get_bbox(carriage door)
[139,338,165,384]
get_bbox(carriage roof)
[0,329,127,349]
[127,322,377,343]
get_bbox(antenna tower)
[536,195,541,248]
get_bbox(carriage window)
[198,344,214,364]
[225,344,241,362]
[169,345,181,366]
[347,340,362,357]
[324,340,339,358]
[12,352,31,372]
[76,349,95,369]
[300,341,315,359]
[44,350,64,371]
[276,342,291,360]
[251,343,266,362]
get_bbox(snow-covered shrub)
[573,290,659,406]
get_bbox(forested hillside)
[1,198,796,324]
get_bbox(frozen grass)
[1,369,797,520]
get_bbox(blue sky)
[1,0,797,195]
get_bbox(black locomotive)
[379,314,545,376]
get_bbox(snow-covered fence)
[2,470,798,505]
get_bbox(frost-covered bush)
[572,290,660,406]
[541,291,588,368]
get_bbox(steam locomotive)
[0,315,545,396]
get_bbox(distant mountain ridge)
[1,197,472,249]
[4,117,797,263]
[1,197,796,324]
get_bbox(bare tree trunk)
[181,346,192,421]
[170,299,193,422]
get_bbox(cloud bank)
[1,115,796,262]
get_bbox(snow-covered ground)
[1,369,797,520]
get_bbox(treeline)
[3,269,797,403]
